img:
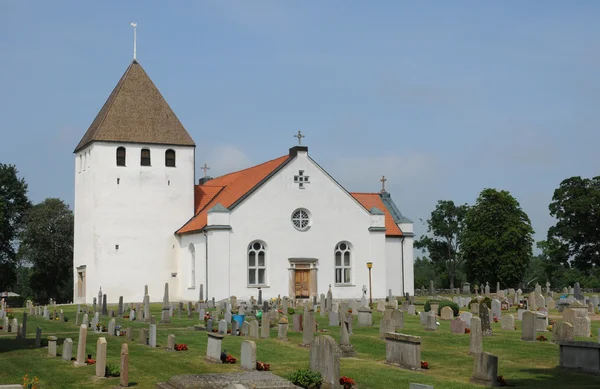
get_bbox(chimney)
[198,177,213,185]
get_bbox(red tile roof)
[350,193,403,236]
[176,155,290,234]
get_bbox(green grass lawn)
[1,300,599,389]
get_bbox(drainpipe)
[401,236,405,297]
[203,230,209,300]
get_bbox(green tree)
[413,256,437,290]
[415,200,469,290]
[0,164,31,291]
[546,176,600,270]
[19,198,73,303]
[462,188,534,287]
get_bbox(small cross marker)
[294,170,310,189]
[201,163,210,177]
[294,130,305,145]
[380,175,387,192]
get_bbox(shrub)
[287,307,296,315]
[106,363,120,377]
[288,369,322,389]
[424,300,459,317]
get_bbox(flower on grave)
[497,375,507,386]
[175,343,188,351]
[22,374,40,389]
[536,335,547,341]
[547,325,553,331]
[347,309,352,314]
[256,361,271,371]
[549,319,556,325]
[420,361,429,369]
[464,328,471,334]
[123,315,130,319]
[223,354,236,364]
[86,358,96,365]
[339,376,355,389]
[493,316,499,323]
[227,329,232,334]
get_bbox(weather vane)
[130,22,137,60]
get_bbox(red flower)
[536,335,547,341]
[421,361,429,369]
[256,361,271,371]
[175,343,188,351]
[339,376,355,389]
[465,328,471,334]
[224,354,236,364]
[86,358,96,365]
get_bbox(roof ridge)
[74,61,135,152]
[350,192,381,195]
[203,155,288,183]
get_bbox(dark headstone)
[102,294,107,316]
[479,302,492,337]
[258,289,263,306]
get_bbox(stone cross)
[380,175,387,192]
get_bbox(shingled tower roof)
[74,60,195,153]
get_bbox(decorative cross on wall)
[294,170,310,189]
[201,163,210,177]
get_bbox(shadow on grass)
[0,338,39,353]
[508,366,600,388]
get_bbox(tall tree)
[19,198,73,303]
[462,188,534,287]
[0,164,31,291]
[415,200,469,290]
[546,176,600,270]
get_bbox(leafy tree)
[413,256,437,290]
[415,200,468,290]
[462,188,534,287]
[546,176,600,270]
[0,164,31,291]
[19,198,73,303]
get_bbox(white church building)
[72,60,415,304]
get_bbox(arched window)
[116,147,126,166]
[189,244,196,288]
[141,148,151,166]
[165,149,176,167]
[335,242,351,284]
[248,241,266,285]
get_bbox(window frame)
[334,241,352,285]
[291,208,311,231]
[116,147,126,166]
[248,241,267,287]
[165,149,176,167]
[141,148,151,166]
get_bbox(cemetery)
[1,285,600,388]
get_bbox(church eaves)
[74,60,195,153]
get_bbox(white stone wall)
[73,141,195,303]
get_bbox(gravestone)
[385,332,422,370]
[48,336,58,357]
[260,314,269,338]
[205,333,224,363]
[249,320,259,339]
[501,314,515,331]
[241,321,249,336]
[429,280,434,295]
[471,352,498,387]
[218,319,227,335]
[553,321,574,342]
[408,305,416,315]
[167,334,176,351]
[329,311,339,326]
[309,335,340,388]
[96,337,107,377]
[451,317,465,334]
[391,310,404,330]
[425,313,437,331]
[120,343,129,387]
[379,319,395,339]
[149,324,157,347]
[479,303,492,336]
[139,328,148,345]
[241,340,257,370]
[574,282,583,300]
[521,311,536,341]
[35,327,42,348]
[102,294,107,316]
[62,338,73,361]
[143,295,150,322]
[491,299,501,319]
[301,311,315,346]
[460,312,473,328]
[357,306,372,326]
[74,325,87,366]
[339,317,355,357]
[469,317,482,355]
[440,306,453,320]
[278,319,288,340]
[161,283,171,324]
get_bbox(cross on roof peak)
[294,130,305,145]
[201,163,210,177]
[380,175,387,192]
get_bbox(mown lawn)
[1,299,599,389]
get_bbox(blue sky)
[1,1,599,247]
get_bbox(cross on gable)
[201,163,210,177]
[380,175,387,192]
[294,130,305,145]
[293,170,310,189]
